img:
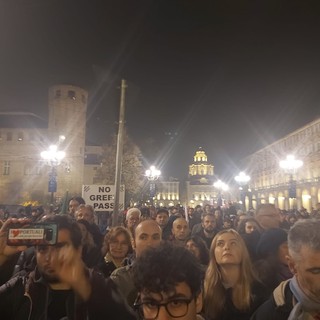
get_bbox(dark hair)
[41,214,82,249]
[237,218,262,235]
[69,196,86,205]
[156,208,169,216]
[133,242,202,296]
[140,207,150,218]
[185,235,209,265]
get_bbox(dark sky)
[1,0,320,182]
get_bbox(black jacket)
[250,280,293,320]
[0,268,137,320]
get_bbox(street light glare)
[41,145,66,164]
[279,155,303,171]
[145,166,161,180]
[214,179,229,191]
[234,171,251,184]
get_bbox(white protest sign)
[82,185,125,212]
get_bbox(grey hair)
[288,219,320,259]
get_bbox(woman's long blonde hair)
[203,229,257,319]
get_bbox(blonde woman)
[204,229,268,320]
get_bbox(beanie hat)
[256,228,288,258]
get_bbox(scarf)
[288,276,320,320]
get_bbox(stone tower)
[48,85,88,196]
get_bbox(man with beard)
[0,215,136,320]
[193,213,218,249]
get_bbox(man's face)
[172,219,190,241]
[187,208,194,217]
[36,229,76,284]
[202,215,216,233]
[127,212,140,229]
[133,221,162,257]
[76,206,94,223]
[69,200,79,215]
[156,213,169,228]
[288,246,320,302]
[139,282,202,320]
[256,206,280,229]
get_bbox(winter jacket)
[0,267,137,320]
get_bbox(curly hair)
[133,242,202,296]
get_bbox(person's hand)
[0,218,30,265]
[50,244,91,301]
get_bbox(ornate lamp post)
[145,166,161,206]
[213,180,229,207]
[41,145,66,211]
[234,172,251,211]
[279,155,303,208]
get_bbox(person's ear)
[195,291,203,313]
[286,254,297,275]
[131,238,136,250]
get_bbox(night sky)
[1,0,320,182]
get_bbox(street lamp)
[234,172,251,211]
[41,145,66,211]
[214,179,229,207]
[145,166,161,206]
[279,155,303,207]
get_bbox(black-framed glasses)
[134,296,194,319]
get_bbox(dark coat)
[250,280,293,320]
[0,267,137,320]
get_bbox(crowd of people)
[0,198,320,319]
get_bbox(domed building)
[186,147,218,207]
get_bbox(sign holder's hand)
[0,218,29,266]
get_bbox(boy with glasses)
[133,242,204,320]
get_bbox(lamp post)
[234,172,251,211]
[213,180,229,207]
[41,145,66,211]
[279,155,303,209]
[145,166,161,206]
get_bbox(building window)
[3,161,10,175]
[55,89,61,98]
[6,132,12,141]
[24,164,41,175]
[18,132,23,141]
[68,90,76,100]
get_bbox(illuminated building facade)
[247,117,320,212]
[0,85,88,204]
[154,178,180,208]
[186,147,217,208]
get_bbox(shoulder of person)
[251,280,292,320]
[110,264,132,280]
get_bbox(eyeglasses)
[134,296,194,319]
[109,241,129,247]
